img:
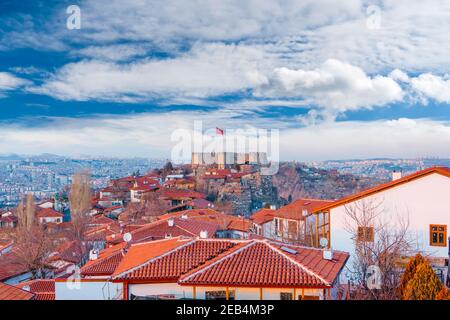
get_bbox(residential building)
[310,167,450,280]
[55,237,349,300]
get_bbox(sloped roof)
[123,217,219,243]
[35,208,64,218]
[113,238,190,276]
[0,251,30,282]
[179,240,349,288]
[0,282,34,300]
[114,238,238,281]
[81,243,127,277]
[159,209,252,232]
[313,166,450,213]
[16,279,55,300]
[273,199,333,220]
[250,208,275,225]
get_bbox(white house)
[35,208,64,224]
[310,167,450,279]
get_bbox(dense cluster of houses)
[0,165,449,300]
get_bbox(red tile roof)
[81,243,127,277]
[92,237,349,289]
[16,279,55,300]
[113,238,190,276]
[114,238,238,281]
[313,166,450,213]
[35,208,64,218]
[0,282,34,300]
[159,209,252,232]
[250,208,275,225]
[157,189,206,200]
[118,217,219,244]
[273,199,333,220]
[179,240,349,288]
[0,251,30,282]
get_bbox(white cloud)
[410,73,450,103]
[0,111,449,161]
[79,0,363,42]
[260,59,403,113]
[30,43,272,101]
[0,72,28,91]
[280,118,450,160]
[76,44,149,61]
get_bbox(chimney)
[199,230,208,239]
[392,170,402,181]
[270,204,276,210]
[89,249,99,261]
[168,218,175,227]
[323,248,333,260]
[181,214,188,220]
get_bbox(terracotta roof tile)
[35,208,64,218]
[113,238,189,276]
[16,279,55,300]
[0,282,34,300]
[123,218,219,243]
[81,243,127,277]
[250,208,275,225]
[179,240,349,288]
[116,238,238,281]
[273,199,333,220]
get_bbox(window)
[205,290,235,300]
[300,295,320,300]
[280,292,293,300]
[430,224,447,247]
[357,226,374,242]
[274,218,280,236]
[287,220,297,238]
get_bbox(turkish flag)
[216,127,224,135]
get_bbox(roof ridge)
[313,166,450,212]
[265,241,330,286]
[112,238,196,279]
[179,240,256,283]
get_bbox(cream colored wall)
[330,173,450,259]
[127,284,326,300]
[55,281,123,300]
[129,282,192,299]
[194,286,323,300]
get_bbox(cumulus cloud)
[410,73,450,103]
[260,59,403,113]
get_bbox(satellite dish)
[123,233,132,243]
[22,285,31,292]
[319,237,328,248]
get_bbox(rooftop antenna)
[123,233,132,243]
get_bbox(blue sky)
[1,0,450,160]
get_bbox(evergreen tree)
[403,261,443,300]
[436,286,450,300]
[398,253,426,297]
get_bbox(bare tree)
[69,170,92,242]
[343,198,414,300]
[9,193,55,279]
[140,192,171,222]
